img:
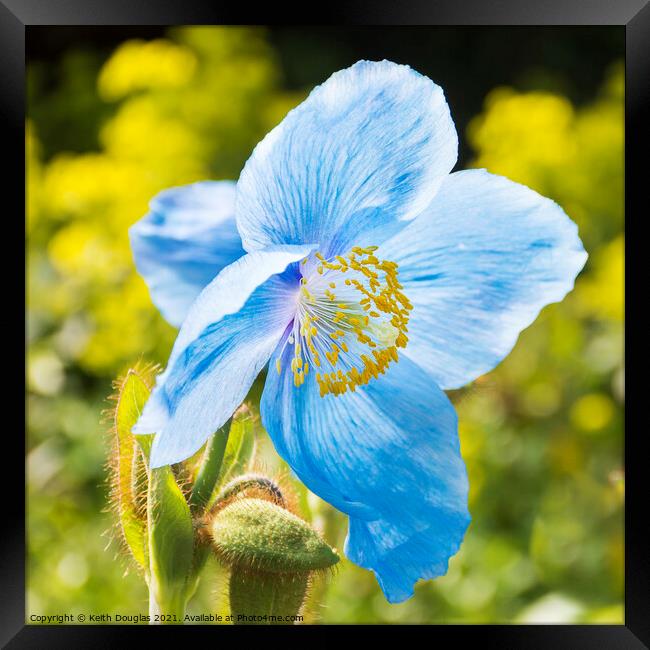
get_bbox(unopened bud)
[209,498,339,573]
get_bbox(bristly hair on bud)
[105,360,160,572]
[206,482,339,624]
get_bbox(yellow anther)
[288,245,411,397]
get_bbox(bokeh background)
[27,26,624,624]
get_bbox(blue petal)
[261,346,470,603]
[379,169,588,390]
[133,244,314,468]
[130,181,245,327]
[236,60,458,258]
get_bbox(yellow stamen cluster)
[278,245,412,397]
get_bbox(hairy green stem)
[189,419,232,513]
[148,585,187,624]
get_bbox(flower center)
[277,246,412,397]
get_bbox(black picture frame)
[7,1,645,646]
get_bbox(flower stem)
[148,584,187,625]
[189,420,232,513]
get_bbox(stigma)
[277,246,412,397]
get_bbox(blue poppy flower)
[130,60,587,603]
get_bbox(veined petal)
[379,169,588,390]
[261,346,470,603]
[130,181,245,327]
[236,60,458,257]
[133,245,314,468]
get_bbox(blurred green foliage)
[27,27,623,624]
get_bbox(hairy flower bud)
[109,365,156,570]
[209,498,339,573]
[109,363,195,622]
[208,496,339,623]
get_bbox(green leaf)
[112,369,151,569]
[209,498,339,573]
[147,464,195,605]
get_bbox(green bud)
[209,497,338,624]
[110,363,196,622]
[110,367,152,570]
[214,474,287,509]
[209,498,339,573]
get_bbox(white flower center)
[276,246,412,397]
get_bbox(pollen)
[281,246,412,397]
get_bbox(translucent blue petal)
[130,181,245,327]
[261,347,470,603]
[133,245,314,468]
[236,60,458,258]
[379,169,588,390]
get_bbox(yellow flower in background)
[468,89,576,189]
[468,62,623,247]
[570,393,615,433]
[576,235,624,321]
[98,39,197,101]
